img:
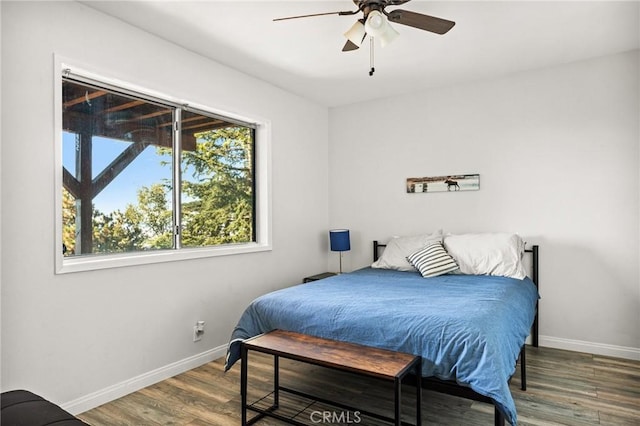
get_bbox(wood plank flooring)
[78,346,640,425]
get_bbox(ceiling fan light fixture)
[344,20,366,47]
[379,22,399,47]
[364,10,385,36]
[365,10,398,47]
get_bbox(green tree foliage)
[136,183,173,249]
[92,207,145,254]
[181,126,253,246]
[62,126,253,256]
[62,188,77,255]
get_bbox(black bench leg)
[416,361,422,426]
[274,355,280,408]
[394,377,401,426]
[520,344,527,391]
[241,346,248,426]
[494,407,505,426]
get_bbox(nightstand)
[303,272,337,283]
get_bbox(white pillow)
[443,233,527,279]
[372,231,442,272]
[407,242,459,278]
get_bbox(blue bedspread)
[225,268,538,425]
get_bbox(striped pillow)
[407,242,459,278]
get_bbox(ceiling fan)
[274,0,455,55]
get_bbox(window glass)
[180,111,255,247]
[61,78,256,259]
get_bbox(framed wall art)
[406,174,480,193]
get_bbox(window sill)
[56,243,272,274]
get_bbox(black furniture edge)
[1,389,89,426]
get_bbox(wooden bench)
[240,329,422,426]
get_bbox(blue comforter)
[225,268,538,425]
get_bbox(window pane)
[62,80,173,256]
[180,110,255,247]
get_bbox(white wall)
[329,50,640,359]
[0,1,329,410]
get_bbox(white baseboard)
[539,335,640,361]
[62,344,227,415]
[61,336,639,416]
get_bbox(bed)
[225,233,540,425]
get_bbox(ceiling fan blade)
[385,0,412,5]
[342,39,360,52]
[274,10,357,22]
[386,9,455,34]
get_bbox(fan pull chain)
[369,36,375,76]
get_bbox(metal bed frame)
[373,241,540,426]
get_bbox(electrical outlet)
[193,320,205,342]
[193,326,202,342]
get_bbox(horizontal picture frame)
[407,174,480,193]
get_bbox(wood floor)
[78,346,640,426]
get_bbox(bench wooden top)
[243,329,420,380]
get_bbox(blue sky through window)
[62,132,171,213]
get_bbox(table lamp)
[329,229,351,274]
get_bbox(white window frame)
[54,57,272,274]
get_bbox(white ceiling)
[84,1,639,107]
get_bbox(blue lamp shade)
[329,229,351,252]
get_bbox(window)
[57,67,269,273]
